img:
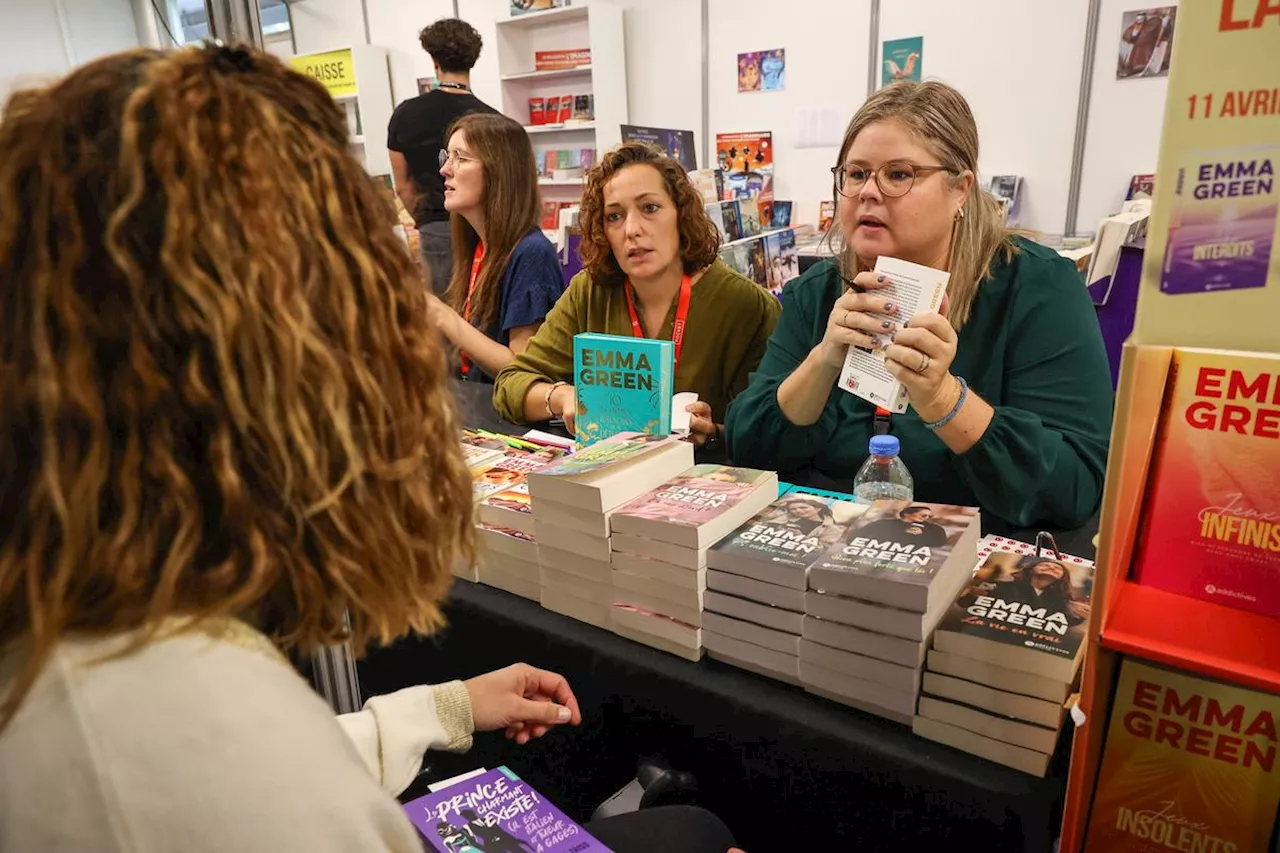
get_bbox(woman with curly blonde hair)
[493,142,779,448]
[0,45,589,852]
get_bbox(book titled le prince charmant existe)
[1133,347,1280,618]
[1084,659,1280,853]
[573,333,674,447]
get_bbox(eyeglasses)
[831,161,957,198]
[438,149,476,168]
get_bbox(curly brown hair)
[578,142,721,287]
[0,45,474,730]
[419,18,484,73]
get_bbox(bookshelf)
[289,45,394,177]
[1057,6,1280,851]
[494,2,627,208]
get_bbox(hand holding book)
[464,663,582,745]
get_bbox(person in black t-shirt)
[387,18,497,295]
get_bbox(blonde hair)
[828,81,1018,327]
[0,46,474,730]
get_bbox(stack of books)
[526,433,693,631]
[474,526,540,602]
[801,501,981,724]
[608,465,779,661]
[702,486,867,684]
[912,536,1094,776]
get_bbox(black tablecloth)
[365,380,1097,852]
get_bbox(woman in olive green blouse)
[493,142,779,447]
[725,82,1112,529]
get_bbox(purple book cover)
[404,767,612,853]
[1162,144,1278,295]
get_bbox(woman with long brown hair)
[428,112,565,382]
[725,81,1112,529]
[492,141,779,447]
[0,45,592,851]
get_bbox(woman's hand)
[685,401,722,448]
[426,292,459,338]
[884,295,960,423]
[464,664,582,745]
[814,271,903,369]
[548,383,577,434]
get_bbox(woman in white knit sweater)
[0,45,740,853]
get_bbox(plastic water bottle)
[852,435,914,504]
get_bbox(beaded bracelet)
[543,381,567,419]
[923,376,968,431]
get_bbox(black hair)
[419,18,484,73]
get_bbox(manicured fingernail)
[889,331,896,342]
[881,319,892,329]
[876,274,886,282]
[903,319,910,328]
[556,706,571,722]
[883,302,895,312]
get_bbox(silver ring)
[842,309,851,327]
[917,353,931,374]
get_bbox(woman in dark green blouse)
[725,82,1112,529]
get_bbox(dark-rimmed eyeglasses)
[438,149,477,169]
[831,161,957,198]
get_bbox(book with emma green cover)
[813,501,979,588]
[1161,144,1278,295]
[710,491,868,569]
[612,465,776,527]
[1133,347,1280,618]
[837,256,949,413]
[404,765,612,853]
[572,333,674,446]
[1083,659,1280,853]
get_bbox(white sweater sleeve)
[337,681,475,797]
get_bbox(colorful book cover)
[818,200,835,233]
[711,492,867,568]
[772,200,793,227]
[531,46,590,67]
[1127,173,1155,200]
[745,236,768,287]
[814,501,978,586]
[1133,347,1280,617]
[1161,144,1278,294]
[535,431,679,478]
[620,125,697,171]
[715,131,773,202]
[480,481,533,518]
[690,169,724,205]
[572,333,674,446]
[404,765,612,852]
[471,446,566,502]
[757,199,774,230]
[713,201,743,242]
[936,548,1094,661]
[764,230,798,298]
[1083,659,1280,853]
[718,243,752,279]
[613,465,774,527]
[737,198,761,236]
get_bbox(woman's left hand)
[884,298,961,422]
[425,292,458,336]
[464,664,582,745]
[686,401,722,448]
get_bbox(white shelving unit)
[290,45,394,177]
[495,2,627,205]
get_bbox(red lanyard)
[459,242,485,376]
[623,274,693,375]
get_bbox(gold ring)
[917,353,931,373]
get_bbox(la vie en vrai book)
[573,332,674,446]
[404,765,612,853]
[933,547,1095,684]
[837,256,949,413]
[711,491,868,573]
[1133,348,1280,618]
[1161,144,1278,295]
[1083,659,1280,853]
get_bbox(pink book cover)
[1133,348,1280,618]
[480,482,532,516]
[472,446,565,502]
[613,465,773,528]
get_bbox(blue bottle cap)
[868,434,900,457]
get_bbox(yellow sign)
[289,48,357,98]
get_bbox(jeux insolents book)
[572,332,674,446]
[1133,347,1280,618]
[1084,659,1280,853]
[404,766,612,852]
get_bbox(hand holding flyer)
[837,256,950,413]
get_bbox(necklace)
[437,81,471,92]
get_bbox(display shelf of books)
[1058,5,1280,852]
[288,46,394,176]
[494,1,626,207]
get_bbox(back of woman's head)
[0,45,473,727]
[446,112,540,331]
[835,80,1015,325]
[578,141,720,286]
